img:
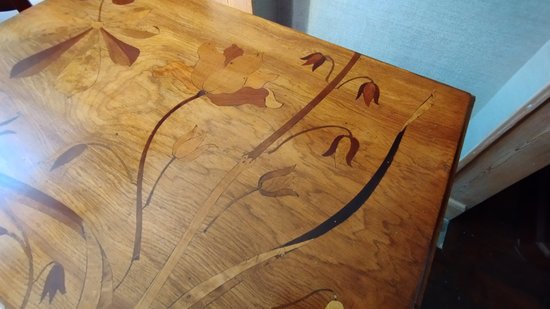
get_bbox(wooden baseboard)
[447,89,550,218]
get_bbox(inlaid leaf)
[11,28,92,78]
[259,188,298,198]
[100,28,140,66]
[51,144,88,171]
[112,0,134,4]
[0,226,7,236]
[257,165,295,188]
[116,27,159,39]
[223,44,244,66]
[322,135,345,157]
[0,114,19,127]
[326,300,345,309]
[346,137,360,167]
[0,172,84,236]
[40,262,66,304]
[172,126,206,159]
[206,87,269,107]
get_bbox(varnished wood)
[0,0,471,308]
[212,0,252,13]
[449,98,549,214]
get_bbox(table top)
[0,0,473,308]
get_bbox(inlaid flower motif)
[40,262,66,304]
[356,81,380,106]
[10,1,158,95]
[257,165,299,197]
[153,42,282,108]
[301,52,327,72]
[300,52,335,81]
[336,76,381,107]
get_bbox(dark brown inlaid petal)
[345,137,360,167]
[10,28,93,78]
[322,135,346,157]
[301,52,326,72]
[223,44,244,66]
[115,27,159,39]
[100,28,140,66]
[356,82,380,106]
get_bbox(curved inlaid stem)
[247,53,361,159]
[168,241,311,308]
[114,259,132,291]
[267,125,352,154]
[76,233,89,308]
[183,92,434,307]
[135,52,361,309]
[143,157,176,210]
[281,92,435,247]
[32,261,55,284]
[88,142,134,184]
[271,288,336,309]
[97,0,105,22]
[133,90,205,261]
[203,188,257,233]
[0,208,33,309]
[324,56,335,82]
[336,75,374,89]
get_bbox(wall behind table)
[304,0,550,159]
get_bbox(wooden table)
[0,0,473,308]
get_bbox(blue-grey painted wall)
[304,0,550,158]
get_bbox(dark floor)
[423,165,550,309]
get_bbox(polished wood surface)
[212,0,252,13]
[0,0,472,308]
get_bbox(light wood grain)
[450,98,549,213]
[212,0,252,13]
[0,0,471,308]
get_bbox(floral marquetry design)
[0,0,472,307]
[153,42,282,108]
[10,1,157,95]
